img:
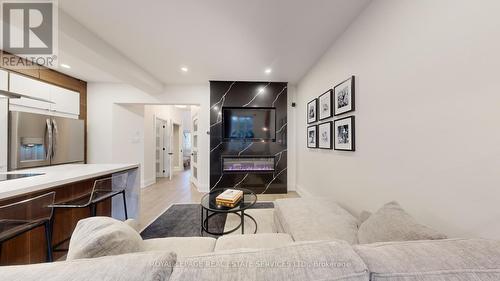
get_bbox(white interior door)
[155,118,165,178]
[172,123,181,171]
[166,119,173,180]
[190,115,199,187]
[155,118,172,179]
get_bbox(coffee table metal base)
[200,208,258,236]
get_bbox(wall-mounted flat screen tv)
[222,107,276,141]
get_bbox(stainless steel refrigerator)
[9,111,84,170]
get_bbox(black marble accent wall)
[210,81,288,194]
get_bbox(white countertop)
[0,164,139,200]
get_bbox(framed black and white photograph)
[334,116,355,151]
[318,89,333,120]
[307,99,318,124]
[307,125,318,148]
[318,121,333,149]
[334,76,355,116]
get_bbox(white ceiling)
[57,0,370,87]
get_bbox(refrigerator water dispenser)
[19,137,45,162]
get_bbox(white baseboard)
[295,184,313,197]
[142,178,156,188]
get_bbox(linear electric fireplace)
[222,156,275,174]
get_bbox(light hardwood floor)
[138,169,299,231]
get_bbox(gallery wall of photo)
[307,76,356,151]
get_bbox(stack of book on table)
[216,189,243,208]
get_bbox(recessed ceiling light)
[175,105,187,108]
[258,87,265,94]
[265,68,272,74]
[60,63,71,69]
[181,67,188,72]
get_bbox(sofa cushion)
[214,233,294,252]
[354,238,500,281]
[274,198,359,244]
[0,251,176,281]
[357,201,447,244]
[67,216,143,260]
[170,240,369,281]
[142,237,216,257]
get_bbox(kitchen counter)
[0,163,141,265]
[0,163,139,200]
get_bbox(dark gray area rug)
[140,202,274,239]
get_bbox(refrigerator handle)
[52,119,58,158]
[45,119,52,160]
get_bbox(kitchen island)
[0,164,140,265]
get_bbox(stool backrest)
[0,192,56,222]
[87,173,129,205]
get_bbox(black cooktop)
[0,173,44,182]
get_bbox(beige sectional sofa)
[1,198,499,281]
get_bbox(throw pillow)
[66,216,143,260]
[358,201,447,244]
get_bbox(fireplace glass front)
[222,156,275,173]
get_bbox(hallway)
[139,170,202,231]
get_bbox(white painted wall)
[296,0,500,239]
[181,110,192,133]
[87,83,156,165]
[87,83,210,190]
[112,104,145,185]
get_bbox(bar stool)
[0,192,56,263]
[50,173,129,252]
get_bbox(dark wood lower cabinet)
[0,176,112,265]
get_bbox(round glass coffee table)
[200,188,257,235]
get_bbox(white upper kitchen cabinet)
[0,69,8,172]
[49,84,80,116]
[9,72,52,111]
[8,72,80,118]
[0,69,7,90]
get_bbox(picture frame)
[334,76,355,116]
[317,121,333,149]
[307,125,318,148]
[334,116,355,151]
[318,89,333,120]
[307,99,318,124]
